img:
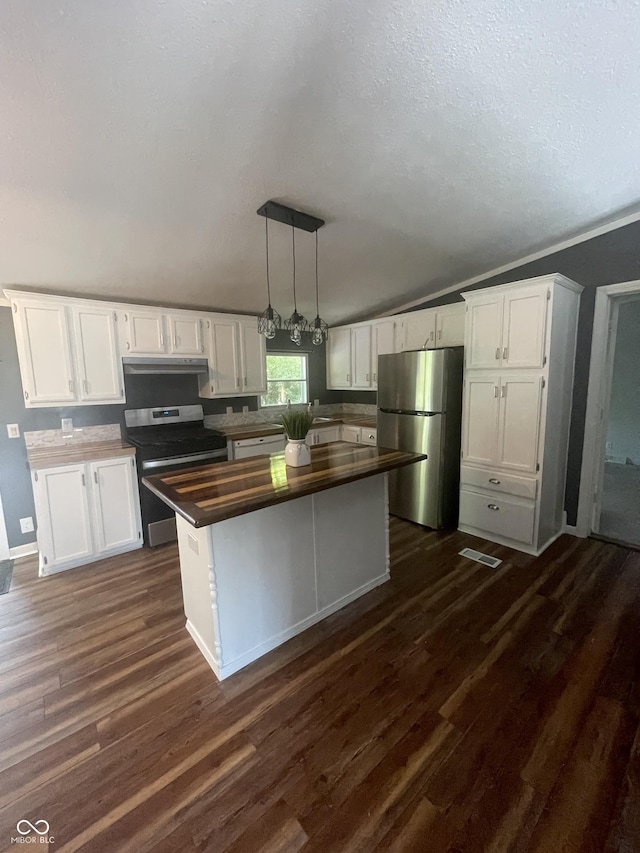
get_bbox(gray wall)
[607,299,640,465]
[0,312,337,550]
[409,218,640,525]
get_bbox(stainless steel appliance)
[123,357,209,375]
[124,404,227,546]
[377,348,463,529]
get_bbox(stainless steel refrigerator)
[377,348,463,529]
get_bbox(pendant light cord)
[291,223,297,311]
[265,218,271,305]
[315,231,319,315]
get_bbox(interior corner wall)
[412,218,640,526]
[607,299,640,465]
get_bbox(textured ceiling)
[2,1,640,324]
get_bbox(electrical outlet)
[61,417,73,432]
[314,399,320,407]
[20,516,34,534]
[605,441,613,450]
[225,406,233,415]
[6,424,20,438]
[242,405,249,413]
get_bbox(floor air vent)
[458,548,502,568]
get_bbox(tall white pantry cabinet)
[458,274,583,555]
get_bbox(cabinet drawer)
[460,465,537,500]
[459,488,536,545]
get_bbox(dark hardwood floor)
[1,522,639,852]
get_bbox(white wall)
[607,299,640,464]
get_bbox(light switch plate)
[314,399,320,407]
[61,418,73,432]
[20,517,34,534]
[7,424,20,438]
[242,405,249,413]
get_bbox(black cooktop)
[125,423,227,450]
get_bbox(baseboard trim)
[563,523,586,538]
[9,542,38,559]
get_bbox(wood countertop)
[27,440,136,470]
[219,415,377,441]
[143,441,424,527]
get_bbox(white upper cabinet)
[238,317,267,394]
[501,287,548,368]
[11,299,76,405]
[399,310,436,351]
[327,327,353,389]
[8,295,124,407]
[123,309,166,354]
[464,285,549,370]
[352,325,373,388]
[435,304,465,347]
[167,313,204,356]
[199,315,266,398]
[372,320,395,388]
[465,294,503,369]
[71,306,124,402]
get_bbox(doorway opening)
[578,281,640,548]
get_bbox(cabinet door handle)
[236,378,240,388]
[373,372,377,381]
[501,385,506,398]
[160,334,165,348]
[366,373,369,381]
[489,478,501,484]
[68,380,74,393]
[173,335,178,349]
[126,341,131,350]
[493,385,499,398]
[438,329,442,340]
[487,504,500,511]
[244,376,247,387]
[346,374,350,382]
[81,473,86,486]
[94,471,99,484]
[503,346,508,360]
[24,390,29,400]
[495,347,500,360]
[430,330,434,341]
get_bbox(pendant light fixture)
[257,218,281,339]
[311,230,328,345]
[283,223,308,346]
[256,200,325,345]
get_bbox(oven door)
[138,448,227,547]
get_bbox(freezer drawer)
[459,488,536,545]
[460,465,537,500]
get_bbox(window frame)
[259,351,310,409]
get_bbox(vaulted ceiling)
[2,1,640,324]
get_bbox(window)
[260,353,309,407]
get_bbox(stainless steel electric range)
[124,405,227,546]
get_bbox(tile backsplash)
[24,423,122,449]
[203,402,376,429]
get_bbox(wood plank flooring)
[0,523,639,851]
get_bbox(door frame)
[575,279,640,536]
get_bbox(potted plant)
[280,410,315,468]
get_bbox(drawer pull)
[489,478,501,484]
[487,504,500,511]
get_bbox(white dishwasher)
[232,433,286,459]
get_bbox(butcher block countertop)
[27,440,136,470]
[219,415,377,441]
[143,442,424,527]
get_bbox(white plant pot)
[285,438,311,468]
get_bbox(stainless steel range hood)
[123,357,208,375]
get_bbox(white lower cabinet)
[307,426,342,446]
[32,455,142,575]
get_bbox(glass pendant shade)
[311,315,328,346]
[258,304,281,339]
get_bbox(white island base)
[175,473,390,680]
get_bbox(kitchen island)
[143,442,424,679]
